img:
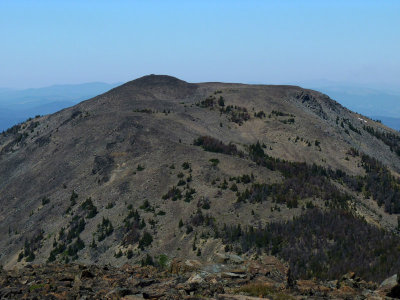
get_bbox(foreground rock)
[0,257,398,299]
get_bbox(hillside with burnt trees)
[1,75,400,298]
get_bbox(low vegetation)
[194,136,242,156]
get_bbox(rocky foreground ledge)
[1,256,399,299]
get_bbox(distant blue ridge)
[0,82,119,131]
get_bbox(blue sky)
[0,0,399,89]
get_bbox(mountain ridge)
[1,75,400,287]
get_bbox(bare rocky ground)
[1,255,399,299]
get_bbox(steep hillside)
[1,75,400,283]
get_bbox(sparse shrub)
[65,217,86,243]
[218,96,225,107]
[139,219,146,229]
[126,249,133,259]
[66,236,85,257]
[346,147,359,157]
[139,200,151,211]
[162,186,182,201]
[105,202,114,209]
[240,174,252,184]
[220,179,228,190]
[96,217,114,242]
[230,183,238,191]
[141,254,154,266]
[81,198,98,218]
[90,238,97,249]
[186,225,193,234]
[70,190,78,206]
[158,254,169,269]
[197,197,211,210]
[139,231,153,249]
[17,252,24,262]
[48,242,66,262]
[184,188,196,202]
[41,197,50,205]
[255,111,266,118]
[209,158,220,166]
[114,250,123,258]
[305,201,315,209]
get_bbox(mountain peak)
[120,74,195,91]
[129,74,188,86]
[106,74,197,100]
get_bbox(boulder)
[169,259,202,274]
[215,253,244,265]
[246,256,287,282]
[377,274,400,298]
[222,272,247,279]
[186,273,205,284]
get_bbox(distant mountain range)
[0,82,120,131]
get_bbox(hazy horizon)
[1,76,400,96]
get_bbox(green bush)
[158,254,169,268]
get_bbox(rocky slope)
[1,75,400,290]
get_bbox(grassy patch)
[29,283,45,292]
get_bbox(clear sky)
[0,0,399,89]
